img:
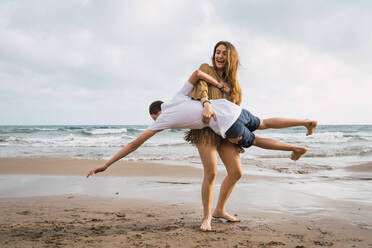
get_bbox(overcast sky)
[1,0,371,125]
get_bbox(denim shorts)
[225,109,261,148]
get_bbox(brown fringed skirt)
[184,127,223,146]
[184,128,244,153]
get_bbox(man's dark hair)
[149,100,163,115]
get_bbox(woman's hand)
[86,164,108,178]
[222,85,230,93]
[202,103,217,124]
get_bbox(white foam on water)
[84,128,128,135]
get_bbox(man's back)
[147,81,242,138]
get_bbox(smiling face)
[214,44,227,71]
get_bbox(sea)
[1,124,372,175]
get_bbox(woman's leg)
[196,143,218,231]
[259,118,317,136]
[254,136,307,160]
[213,140,241,222]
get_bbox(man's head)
[149,100,163,121]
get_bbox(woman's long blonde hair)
[212,41,242,105]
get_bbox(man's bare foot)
[306,120,318,136]
[200,218,212,232]
[212,211,240,222]
[290,147,307,161]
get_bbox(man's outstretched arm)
[86,130,159,177]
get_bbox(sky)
[1,0,371,125]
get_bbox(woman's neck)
[216,69,224,78]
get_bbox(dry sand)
[1,157,372,247]
[1,195,372,248]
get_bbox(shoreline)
[0,157,286,181]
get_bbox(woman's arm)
[188,70,230,93]
[86,130,159,177]
[189,69,232,123]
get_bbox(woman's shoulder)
[199,63,214,72]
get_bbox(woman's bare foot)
[290,147,307,161]
[200,218,212,232]
[306,120,318,136]
[212,210,240,222]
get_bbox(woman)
[185,41,243,231]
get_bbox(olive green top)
[185,63,242,151]
[189,63,228,101]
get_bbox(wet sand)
[345,162,372,172]
[0,157,204,178]
[1,157,372,247]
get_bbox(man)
[87,69,317,178]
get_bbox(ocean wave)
[0,136,29,144]
[359,150,372,157]
[253,146,372,158]
[127,127,146,133]
[81,128,127,136]
[34,128,59,131]
[121,134,136,139]
[1,127,62,134]
[158,142,187,147]
[257,131,352,145]
[142,140,187,147]
[3,127,37,134]
[345,136,369,142]
[61,126,85,130]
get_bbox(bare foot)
[306,120,318,136]
[200,218,212,232]
[212,211,240,222]
[290,147,307,161]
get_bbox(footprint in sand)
[16,210,31,215]
[115,211,126,218]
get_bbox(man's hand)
[86,165,108,178]
[202,103,217,124]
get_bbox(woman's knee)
[197,144,218,184]
[228,169,242,181]
[204,170,217,184]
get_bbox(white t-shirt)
[147,81,242,138]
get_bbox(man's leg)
[254,136,307,161]
[259,118,317,136]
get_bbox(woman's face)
[214,44,227,71]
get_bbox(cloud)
[0,0,371,124]
[216,1,372,71]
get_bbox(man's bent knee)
[258,119,266,130]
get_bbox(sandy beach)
[1,157,372,247]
